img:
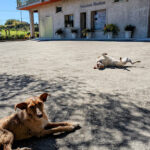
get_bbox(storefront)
[17,0,150,39]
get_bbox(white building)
[17,0,150,39]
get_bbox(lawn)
[0,29,28,36]
[0,30,39,40]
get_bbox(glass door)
[80,12,86,38]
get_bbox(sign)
[80,1,105,8]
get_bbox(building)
[17,0,150,39]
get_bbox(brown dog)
[0,93,80,150]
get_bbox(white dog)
[94,53,141,69]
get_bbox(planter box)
[125,31,132,39]
[56,34,63,39]
[86,32,91,39]
[71,33,77,39]
[107,32,113,39]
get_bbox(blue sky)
[0,0,38,25]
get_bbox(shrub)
[55,29,63,35]
[71,28,78,33]
[27,32,30,36]
[35,32,39,38]
[104,24,120,35]
[18,34,25,39]
[82,28,94,37]
[0,35,5,40]
[125,25,135,32]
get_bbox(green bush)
[18,34,25,39]
[125,25,135,32]
[0,30,39,40]
[104,24,120,35]
[0,35,5,40]
[71,28,78,33]
[55,29,63,35]
[0,34,25,40]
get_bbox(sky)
[0,0,38,25]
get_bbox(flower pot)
[86,32,91,39]
[125,31,132,39]
[57,34,62,39]
[107,32,113,39]
[67,24,70,28]
[72,33,77,39]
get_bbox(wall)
[107,0,150,38]
[35,0,150,39]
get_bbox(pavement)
[0,40,150,150]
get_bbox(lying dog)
[94,53,141,69]
[0,93,80,150]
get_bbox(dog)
[94,53,141,69]
[0,93,80,150]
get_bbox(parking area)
[0,40,150,150]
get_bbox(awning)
[18,0,62,10]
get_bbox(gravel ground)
[0,40,150,150]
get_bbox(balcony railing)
[17,0,42,8]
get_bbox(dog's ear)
[15,102,27,111]
[39,93,50,102]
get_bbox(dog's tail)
[131,60,141,65]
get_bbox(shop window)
[65,14,74,27]
[91,10,106,30]
[114,0,125,2]
[56,7,62,13]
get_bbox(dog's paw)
[102,53,108,56]
[16,147,32,150]
[94,66,97,69]
[72,122,81,129]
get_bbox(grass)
[0,30,28,36]
[0,30,39,40]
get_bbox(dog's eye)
[30,106,35,109]
[38,102,42,106]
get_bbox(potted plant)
[82,28,93,39]
[55,28,63,39]
[124,25,135,39]
[104,24,120,39]
[71,28,78,39]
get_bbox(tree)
[5,19,20,25]
[0,25,5,31]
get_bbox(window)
[114,0,124,2]
[91,10,106,30]
[65,14,74,27]
[56,7,62,13]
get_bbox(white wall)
[35,0,149,39]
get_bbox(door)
[45,16,53,38]
[40,16,53,38]
[80,12,86,38]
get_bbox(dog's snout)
[36,108,43,118]
[37,114,43,118]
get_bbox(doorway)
[80,12,86,38]
[40,16,53,39]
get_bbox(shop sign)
[80,1,105,8]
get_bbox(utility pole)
[20,11,22,23]
[147,0,150,37]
